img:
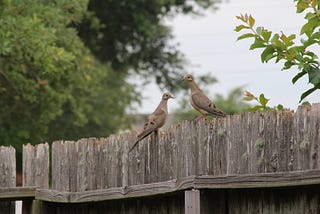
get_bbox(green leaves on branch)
[235,3,320,102]
[243,91,284,113]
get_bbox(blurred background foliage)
[0,0,231,158]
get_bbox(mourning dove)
[129,93,174,152]
[183,74,226,121]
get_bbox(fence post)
[0,146,16,214]
[185,189,200,214]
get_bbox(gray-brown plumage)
[129,93,174,152]
[183,74,226,120]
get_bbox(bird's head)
[183,74,194,82]
[162,93,174,100]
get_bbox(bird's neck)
[153,100,167,114]
[188,81,201,93]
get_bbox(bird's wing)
[129,110,166,152]
[191,91,226,117]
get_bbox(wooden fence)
[0,103,320,213]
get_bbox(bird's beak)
[170,95,175,99]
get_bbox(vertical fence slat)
[23,143,49,188]
[308,103,320,169]
[0,146,16,214]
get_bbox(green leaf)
[308,66,320,85]
[296,1,310,13]
[305,12,317,20]
[280,33,296,46]
[304,51,317,59]
[301,101,311,106]
[234,24,249,32]
[300,85,319,102]
[260,46,275,62]
[259,106,270,113]
[247,105,264,112]
[249,38,266,49]
[259,93,269,106]
[270,33,285,48]
[261,30,272,42]
[248,15,255,27]
[271,33,279,43]
[283,61,294,70]
[256,26,263,35]
[243,96,254,101]
[276,104,284,111]
[300,17,320,37]
[237,33,255,40]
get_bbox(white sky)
[131,0,320,113]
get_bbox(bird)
[129,92,174,152]
[183,74,226,121]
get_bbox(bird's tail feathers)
[128,130,155,153]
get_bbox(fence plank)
[0,146,16,214]
[23,143,49,188]
[185,190,200,214]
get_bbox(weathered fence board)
[44,104,320,191]
[0,187,35,200]
[0,146,16,214]
[31,169,320,203]
[23,143,49,188]
[0,103,319,213]
[226,185,320,214]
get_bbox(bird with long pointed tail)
[129,93,174,153]
[183,74,226,121]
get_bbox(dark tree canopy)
[78,0,221,91]
[0,0,221,154]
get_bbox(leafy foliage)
[235,0,320,102]
[77,0,220,92]
[0,0,221,154]
[243,91,284,113]
[0,0,135,151]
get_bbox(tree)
[0,0,222,153]
[77,0,221,92]
[0,0,135,152]
[235,0,320,102]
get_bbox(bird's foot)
[194,115,206,121]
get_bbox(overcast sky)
[131,0,320,113]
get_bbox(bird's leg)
[195,114,206,121]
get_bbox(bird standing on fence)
[129,93,174,153]
[183,74,226,121]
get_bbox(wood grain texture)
[185,190,200,214]
[45,103,320,192]
[33,169,320,203]
[23,143,49,188]
[0,146,16,213]
[0,187,35,199]
[1,104,320,213]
